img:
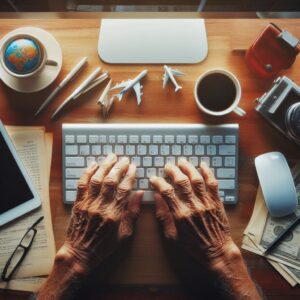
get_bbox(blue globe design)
[4,38,41,75]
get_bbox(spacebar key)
[218,180,235,190]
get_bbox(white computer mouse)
[255,152,298,218]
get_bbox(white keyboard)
[62,124,239,204]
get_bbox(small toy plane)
[163,65,185,92]
[110,69,148,105]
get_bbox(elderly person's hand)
[38,153,143,300]
[150,159,262,300]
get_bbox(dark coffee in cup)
[194,69,245,117]
[197,73,236,112]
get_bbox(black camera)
[255,76,300,147]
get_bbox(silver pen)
[34,57,88,117]
[51,67,101,120]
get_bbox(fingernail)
[90,161,98,168]
[149,176,156,183]
[120,156,129,163]
[107,153,116,160]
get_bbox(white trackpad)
[98,19,208,64]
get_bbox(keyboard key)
[219,191,225,196]
[79,145,90,155]
[165,135,174,144]
[108,135,116,143]
[77,135,87,143]
[117,135,127,143]
[66,191,77,203]
[149,145,158,155]
[153,135,163,144]
[66,179,78,189]
[188,156,199,166]
[219,180,235,190]
[136,168,145,178]
[126,145,135,155]
[65,135,75,143]
[141,135,151,143]
[97,156,105,164]
[161,145,170,155]
[225,196,236,203]
[89,135,99,143]
[66,168,85,179]
[225,135,236,144]
[200,136,210,144]
[103,145,112,155]
[195,145,204,155]
[115,145,124,155]
[154,157,164,167]
[212,157,222,167]
[139,179,149,189]
[212,136,223,144]
[166,156,176,164]
[143,157,152,167]
[217,168,235,178]
[183,145,193,155]
[66,157,85,167]
[99,135,107,143]
[188,135,198,144]
[207,145,216,155]
[172,145,181,155]
[91,145,101,155]
[176,135,186,144]
[200,157,210,166]
[86,156,96,166]
[224,156,236,167]
[147,168,157,177]
[137,145,147,155]
[219,145,236,155]
[158,168,165,177]
[129,135,139,143]
[65,145,78,155]
[131,157,141,166]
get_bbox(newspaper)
[0,127,54,292]
[242,163,300,286]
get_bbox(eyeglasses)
[1,216,44,282]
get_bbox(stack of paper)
[242,164,300,287]
[0,127,55,292]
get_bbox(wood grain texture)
[0,18,300,299]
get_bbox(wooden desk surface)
[0,17,300,299]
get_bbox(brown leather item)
[246,23,300,79]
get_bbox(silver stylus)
[34,57,88,117]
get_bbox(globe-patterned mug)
[0,33,57,78]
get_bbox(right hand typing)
[150,158,240,271]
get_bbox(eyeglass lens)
[20,229,35,248]
[4,246,25,279]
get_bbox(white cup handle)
[45,59,58,67]
[234,106,246,117]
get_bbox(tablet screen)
[0,132,33,214]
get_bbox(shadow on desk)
[73,236,227,300]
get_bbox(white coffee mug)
[194,69,246,117]
[0,34,57,79]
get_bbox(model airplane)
[163,65,185,92]
[97,79,115,118]
[110,69,148,105]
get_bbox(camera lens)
[286,103,300,141]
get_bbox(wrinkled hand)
[57,153,143,275]
[150,158,237,270]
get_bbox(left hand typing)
[38,154,143,299]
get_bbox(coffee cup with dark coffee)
[194,69,245,117]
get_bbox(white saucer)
[0,27,62,93]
